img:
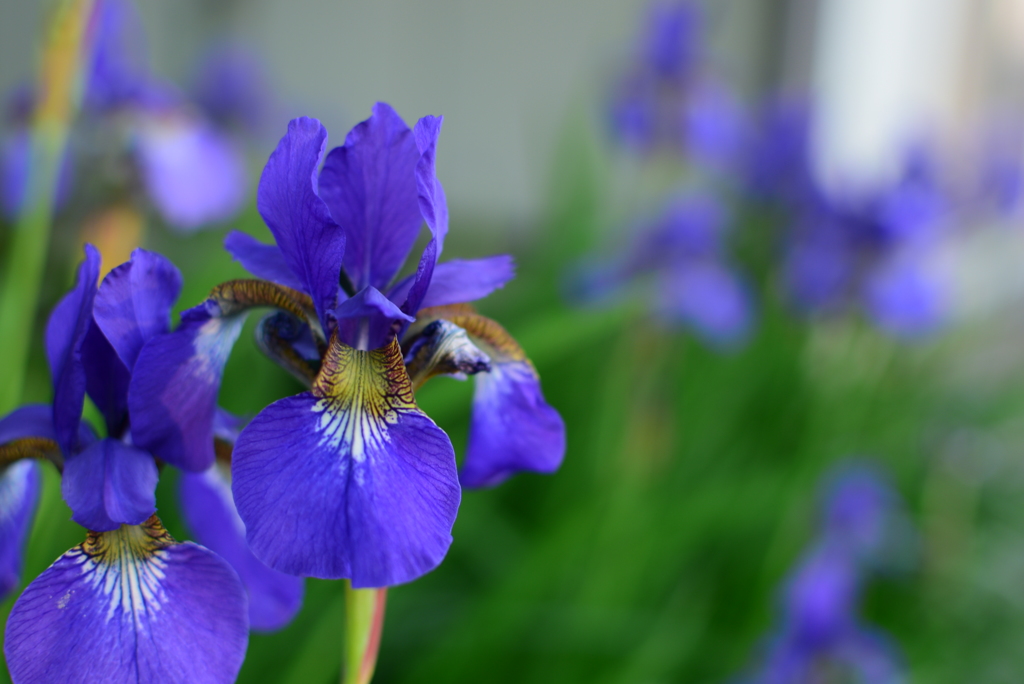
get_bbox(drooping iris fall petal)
[3,516,248,684]
[414,307,565,489]
[0,461,41,602]
[231,336,460,587]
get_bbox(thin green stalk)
[0,0,96,414]
[342,583,387,684]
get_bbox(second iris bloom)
[129,103,566,589]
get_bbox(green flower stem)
[0,0,95,414]
[342,583,387,684]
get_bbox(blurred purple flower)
[862,252,948,339]
[572,193,755,348]
[745,97,819,207]
[976,124,1024,215]
[642,1,702,79]
[191,42,274,136]
[608,1,746,166]
[738,462,909,684]
[755,104,954,339]
[1,0,253,231]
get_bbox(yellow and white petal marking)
[65,515,174,622]
[311,335,419,475]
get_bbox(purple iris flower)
[1,0,247,230]
[738,463,908,684]
[608,1,746,166]
[127,104,565,588]
[755,102,954,339]
[0,246,252,683]
[573,193,754,348]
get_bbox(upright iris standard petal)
[0,460,41,601]
[401,115,449,316]
[44,245,101,455]
[181,466,304,631]
[81,323,132,436]
[224,230,305,292]
[388,256,516,310]
[257,116,345,324]
[93,248,183,370]
[319,102,422,292]
[136,115,248,231]
[4,516,248,684]
[129,304,246,471]
[232,336,460,587]
[61,438,158,532]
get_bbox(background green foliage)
[4,113,1024,684]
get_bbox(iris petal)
[82,322,132,436]
[129,304,245,472]
[389,256,515,310]
[463,360,566,488]
[45,245,101,455]
[257,116,345,325]
[61,438,158,532]
[93,248,183,370]
[181,466,304,631]
[0,460,42,602]
[232,336,459,587]
[0,404,58,443]
[3,516,248,684]
[223,230,305,292]
[319,102,422,292]
[333,285,414,351]
[415,307,566,488]
[401,115,449,317]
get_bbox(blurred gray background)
[5,0,1023,223]
[0,1,779,224]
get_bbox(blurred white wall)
[810,0,970,190]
